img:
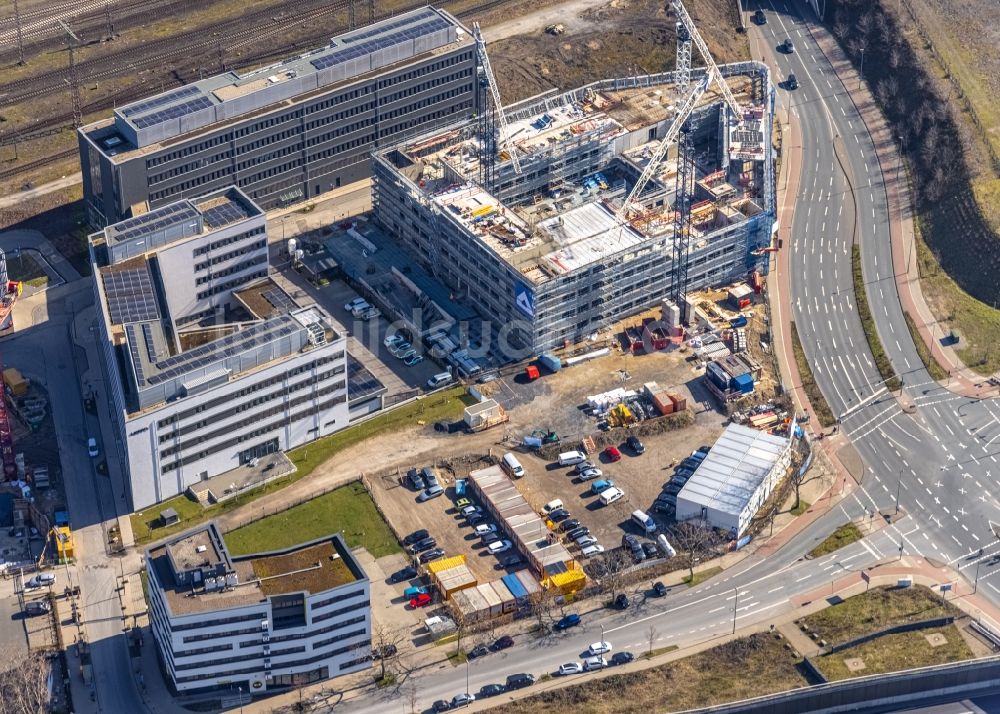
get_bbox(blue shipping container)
[733,373,754,394]
[539,353,562,372]
[502,574,529,601]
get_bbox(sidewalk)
[801,15,1000,399]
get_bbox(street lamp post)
[895,469,902,515]
[975,558,983,594]
[238,686,244,714]
[732,587,739,634]
[858,48,865,88]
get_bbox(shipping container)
[3,368,27,397]
[652,392,674,416]
[525,365,541,381]
[501,574,529,603]
[488,580,517,613]
[733,373,754,394]
[539,353,562,372]
[668,393,687,412]
[749,411,778,428]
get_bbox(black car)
[466,512,485,525]
[559,518,581,532]
[419,547,446,563]
[696,445,711,455]
[611,651,635,666]
[499,553,525,569]
[626,435,645,455]
[652,581,669,597]
[468,644,490,659]
[493,635,514,650]
[409,537,437,554]
[505,673,535,689]
[781,38,794,53]
[642,542,659,559]
[433,700,452,712]
[403,530,429,546]
[567,526,590,541]
[787,73,798,90]
[389,566,417,583]
[753,9,766,24]
[548,509,571,522]
[479,683,506,697]
[614,593,630,610]
[407,468,425,491]
[373,644,398,659]
[423,467,440,489]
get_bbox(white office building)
[146,522,371,695]
[675,423,792,538]
[90,186,360,508]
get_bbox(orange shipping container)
[652,393,674,416]
[668,393,687,412]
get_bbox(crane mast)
[670,0,742,118]
[473,23,522,175]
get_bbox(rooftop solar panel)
[122,85,201,119]
[263,288,295,313]
[102,267,160,325]
[132,96,214,129]
[310,16,451,71]
[125,325,148,387]
[109,202,201,244]
[340,9,439,44]
[200,200,251,229]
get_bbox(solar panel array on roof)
[200,200,251,229]
[346,354,384,400]
[141,323,158,362]
[263,288,295,313]
[340,8,438,44]
[132,96,214,129]
[102,267,160,325]
[310,15,451,71]
[122,85,201,118]
[125,324,147,387]
[109,202,200,244]
[146,316,300,386]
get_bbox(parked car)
[642,542,660,559]
[344,297,369,312]
[427,372,454,389]
[480,532,500,546]
[390,342,412,356]
[487,540,512,555]
[499,553,525,569]
[566,526,590,541]
[403,586,427,600]
[404,354,424,366]
[583,656,608,671]
[409,537,436,554]
[25,601,51,616]
[399,349,418,361]
[493,635,514,650]
[465,512,485,525]
[419,548,446,564]
[450,693,475,708]
[575,535,598,548]
[406,469,425,491]
[604,446,622,462]
[573,460,596,474]
[422,467,440,489]
[479,683,506,697]
[590,479,614,495]
[588,641,613,656]
[390,567,417,585]
[598,486,625,505]
[417,485,444,502]
[373,644,398,660]
[651,581,669,597]
[581,544,605,558]
[626,435,645,454]
[468,644,490,659]
[559,518,581,532]
[403,529,429,546]
[555,613,581,630]
[26,573,56,589]
[558,662,583,676]
[455,497,472,510]
[87,438,99,457]
[614,593,630,610]
[548,509,571,522]
[578,467,603,481]
[504,673,534,689]
[384,333,406,347]
[432,700,452,712]
[611,652,635,666]
[460,503,481,516]
[543,498,564,514]
[474,523,497,536]
[409,592,432,608]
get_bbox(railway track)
[0,0,513,179]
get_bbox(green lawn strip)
[808,522,863,558]
[789,321,836,428]
[487,634,805,714]
[683,566,723,587]
[130,387,468,544]
[6,253,48,287]
[801,585,962,646]
[224,481,401,558]
[642,645,679,659]
[816,626,974,681]
[789,500,811,517]
[901,311,950,382]
[852,245,901,392]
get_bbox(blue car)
[591,479,614,495]
[554,613,581,630]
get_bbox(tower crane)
[670,0,742,119]
[473,22,522,175]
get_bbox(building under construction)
[372,35,775,354]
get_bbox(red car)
[409,593,432,608]
[604,446,622,462]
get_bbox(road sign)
[861,570,870,591]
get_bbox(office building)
[371,61,776,354]
[146,522,370,694]
[91,187,355,509]
[674,423,792,537]
[78,6,478,227]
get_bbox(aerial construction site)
[372,5,775,355]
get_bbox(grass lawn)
[801,585,961,646]
[683,566,722,587]
[5,252,48,288]
[902,311,950,382]
[224,481,400,558]
[790,500,811,517]
[129,386,469,544]
[852,246,900,392]
[816,625,974,680]
[642,645,678,659]
[790,322,836,428]
[808,522,863,558]
[487,634,805,714]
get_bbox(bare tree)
[671,519,721,581]
[856,11,873,38]
[833,21,849,40]
[404,683,419,714]
[369,621,407,683]
[528,587,559,632]
[0,651,50,714]
[596,549,631,603]
[646,624,658,656]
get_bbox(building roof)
[147,522,366,616]
[676,423,790,519]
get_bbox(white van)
[426,372,453,389]
[558,451,587,467]
[631,509,657,535]
[598,487,624,506]
[502,452,525,478]
[543,498,564,514]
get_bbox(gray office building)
[78,7,478,227]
